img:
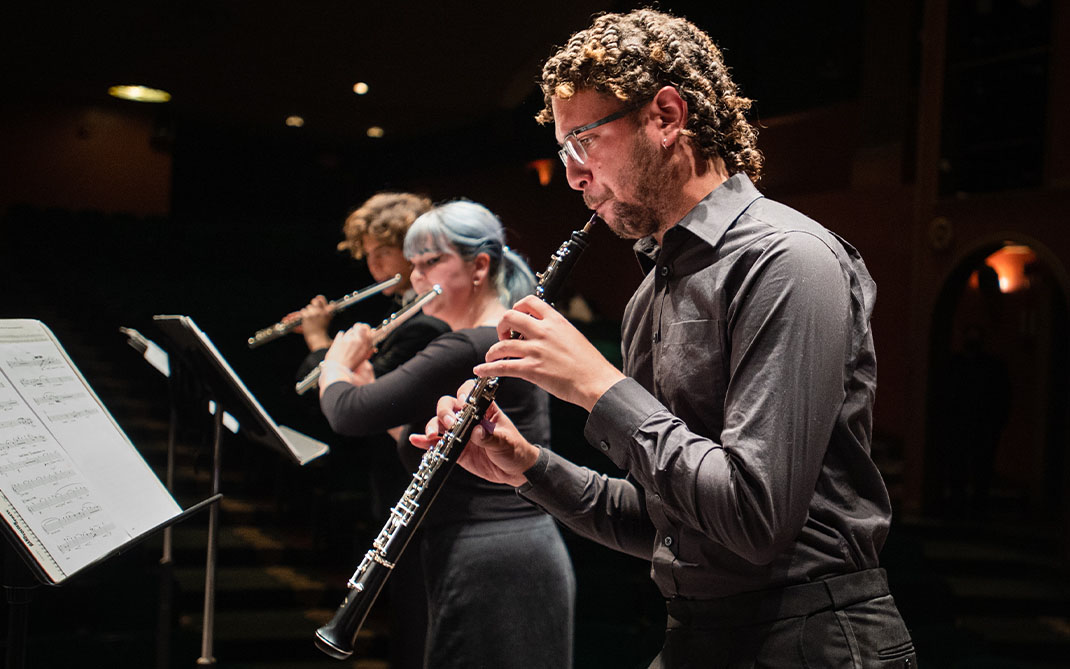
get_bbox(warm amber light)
[366,126,384,138]
[528,159,554,186]
[285,116,305,127]
[353,82,369,95]
[985,244,1035,294]
[108,85,171,103]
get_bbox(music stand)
[149,315,328,665]
[0,319,220,669]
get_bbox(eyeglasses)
[557,100,647,167]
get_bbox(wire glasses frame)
[557,100,648,166]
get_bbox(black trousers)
[650,569,916,668]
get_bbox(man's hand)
[409,381,541,487]
[475,295,625,411]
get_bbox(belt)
[666,568,890,628]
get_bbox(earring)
[662,137,669,148]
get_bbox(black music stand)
[149,315,328,665]
[0,318,220,669]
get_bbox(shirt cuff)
[584,377,666,470]
[516,447,588,515]
[517,446,552,494]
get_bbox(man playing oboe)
[414,9,916,667]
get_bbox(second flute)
[295,285,441,395]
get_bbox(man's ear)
[651,85,688,147]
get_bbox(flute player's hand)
[292,295,335,351]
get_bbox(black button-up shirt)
[520,174,891,598]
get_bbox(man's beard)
[597,131,679,240]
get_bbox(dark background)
[2,1,1068,667]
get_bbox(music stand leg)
[197,406,224,665]
[3,544,37,669]
[162,377,178,566]
[156,380,179,669]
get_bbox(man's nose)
[564,158,590,191]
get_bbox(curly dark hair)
[337,192,432,259]
[537,8,763,180]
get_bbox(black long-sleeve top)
[320,327,549,527]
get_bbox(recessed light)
[108,85,171,103]
[366,126,384,138]
[285,116,305,127]
[353,82,369,95]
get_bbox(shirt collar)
[632,173,764,271]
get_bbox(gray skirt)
[420,513,576,669]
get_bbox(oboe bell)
[246,273,402,349]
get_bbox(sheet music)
[0,320,181,582]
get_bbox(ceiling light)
[108,85,171,103]
[285,116,305,127]
[366,126,384,138]
[353,82,369,95]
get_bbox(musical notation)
[0,399,18,412]
[0,433,48,451]
[56,522,117,554]
[42,503,103,535]
[11,469,78,495]
[0,417,33,430]
[45,408,98,423]
[25,484,90,513]
[32,391,84,408]
[0,451,64,475]
[19,374,76,388]
[7,354,64,371]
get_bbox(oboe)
[314,214,596,660]
[247,274,402,349]
[295,285,442,395]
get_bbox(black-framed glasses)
[557,100,648,166]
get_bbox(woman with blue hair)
[318,199,575,669]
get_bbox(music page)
[0,319,180,582]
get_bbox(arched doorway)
[925,238,1069,527]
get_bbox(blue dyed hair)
[403,200,536,307]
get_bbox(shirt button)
[663,536,673,547]
[599,440,610,452]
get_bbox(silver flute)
[294,285,441,395]
[247,274,403,349]
[314,214,596,660]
